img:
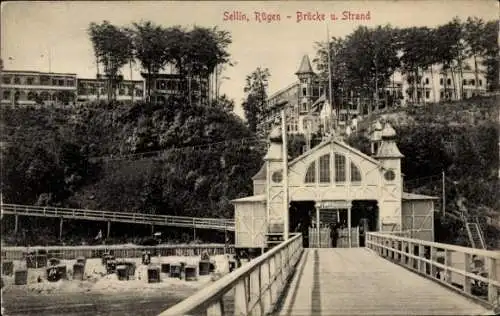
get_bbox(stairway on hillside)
[465,222,486,249]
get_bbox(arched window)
[350,162,362,182]
[319,154,330,183]
[305,161,316,183]
[334,154,346,182]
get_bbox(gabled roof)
[295,55,315,75]
[288,137,381,168]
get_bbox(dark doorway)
[289,201,315,248]
[350,200,378,247]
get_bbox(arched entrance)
[289,200,378,248]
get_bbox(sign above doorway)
[316,200,352,209]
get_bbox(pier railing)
[366,231,500,309]
[158,233,303,316]
[2,243,234,261]
[2,203,234,231]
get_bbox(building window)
[58,80,64,86]
[312,87,319,96]
[425,90,430,99]
[319,154,330,183]
[135,89,143,97]
[272,171,283,183]
[479,79,483,86]
[447,78,451,85]
[40,76,50,85]
[40,91,50,101]
[384,170,396,181]
[302,87,307,97]
[13,77,20,84]
[2,76,11,84]
[27,91,37,101]
[301,79,307,84]
[67,80,75,87]
[425,78,429,85]
[350,162,362,182]
[334,154,346,183]
[26,77,34,85]
[300,102,307,112]
[439,78,443,85]
[3,90,11,100]
[305,161,316,183]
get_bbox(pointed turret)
[264,120,284,161]
[369,120,383,155]
[295,55,315,77]
[375,122,404,159]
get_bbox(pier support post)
[59,217,64,241]
[14,214,19,233]
[193,227,196,241]
[347,204,352,248]
[151,224,154,235]
[315,203,320,248]
[107,221,111,238]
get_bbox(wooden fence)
[2,244,234,261]
[366,231,500,309]
[158,233,303,316]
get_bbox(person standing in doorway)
[330,223,339,248]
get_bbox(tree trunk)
[188,71,192,107]
[421,68,426,105]
[413,67,418,104]
[199,75,202,106]
[474,55,479,95]
[443,65,448,101]
[147,65,152,103]
[450,66,457,101]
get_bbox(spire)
[375,122,404,158]
[295,55,314,76]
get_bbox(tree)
[464,17,486,95]
[481,20,499,91]
[435,18,466,101]
[213,94,235,112]
[88,21,133,102]
[130,21,173,102]
[242,67,270,133]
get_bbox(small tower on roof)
[375,122,404,231]
[296,55,316,116]
[295,55,315,78]
[370,120,383,155]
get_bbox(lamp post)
[281,106,289,241]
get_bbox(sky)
[1,0,498,118]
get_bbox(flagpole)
[326,24,334,133]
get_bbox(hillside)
[1,96,498,247]
[1,100,265,244]
[347,95,500,248]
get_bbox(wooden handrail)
[158,233,303,316]
[366,232,500,308]
[2,203,234,230]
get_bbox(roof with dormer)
[295,55,315,75]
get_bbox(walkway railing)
[2,243,234,261]
[366,232,500,309]
[1,203,235,231]
[158,233,303,316]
